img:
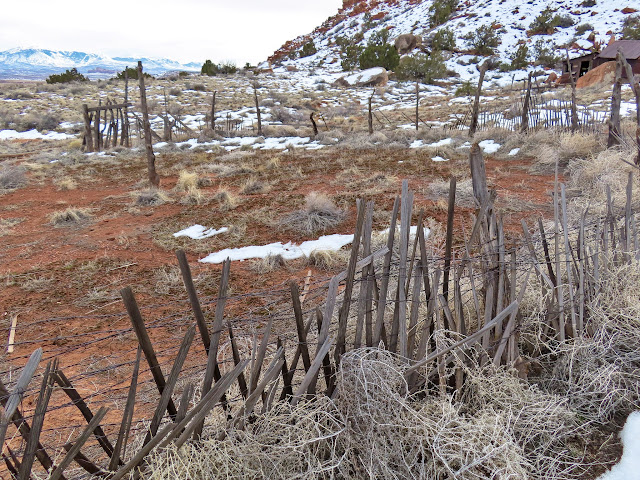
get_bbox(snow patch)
[199,234,355,264]
[173,225,228,240]
[478,140,501,154]
[598,411,640,480]
[0,129,75,141]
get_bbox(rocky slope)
[267,0,638,83]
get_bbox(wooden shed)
[564,52,598,79]
[594,40,640,76]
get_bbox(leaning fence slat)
[292,336,334,407]
[121,287,178,419]
[54,368,116,458]
[176,250,211,351]
[144,325,195,444]
[18,359,57,480]
[0,348,42,448]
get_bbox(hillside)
[267,0,639,83]
[0,48,200,80]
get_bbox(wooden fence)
[1,165,638,478]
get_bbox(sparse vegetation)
[396,52,447,84]
[0,166,27,190]
[432,27,456,51]
[300,40,318,58]
[135,189,171,206]
[429,0,459,27]
[115,66,153,80]
[622,14,640,40]
[281,192,344,235]
[49,207,93,226]
[358,29,400,71]
[46,68,88,84]
[463,23,501,55]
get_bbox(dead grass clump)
[281,192,344,235]
[305,249,349,270]
[154,266,183,295]
[135,189,171,206]
[241,177,270,195]
[426,178,476,207]
[529,131,603,173]
[568,145,640,211]
[249,254,287,274]
[175,170,199,192]
[53,177,77,191]
[180,186,206,205]
[213,189,238,210]
[0,165,27,190]
[537,259,640,423]
[49,207,93,226]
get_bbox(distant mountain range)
[0,48,201,80]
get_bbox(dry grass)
[0,165,27,190]
[49,207,93,226]
[241,177,270,195]
[53,177,78,191]
[135,189,172,207]
[281,192,344,235]
[180,186,206,205]
[174,170,199,192]
[145,349,586,479]
[249,254,287,274]
[213,189,238,210]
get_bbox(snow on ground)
[432,156,448,162]
[340,67,386,86]
[508,148,520,156]
[199,234,355,264]
[0,129,75,140]
[598,411,640,480]
[173,225,228,240]
[154,136,323,152]
[478,140,501,154]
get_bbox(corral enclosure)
[1,54,640,480]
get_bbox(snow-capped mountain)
[0,48,201,80]
[267,0,638,80]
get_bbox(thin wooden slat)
[406,301,519,376]
[277,338,293,399]
[374,196,400,344]
[48,407,108,480]
[442,177,456,304]
[53,368,116,458]
[227,322,249,399]
[561,184,578,337]
[290,282,312,373]
[62,443,109,478]
[396,181,413,358]
[291,337,334,407]
[176,250,211,352]
[407,264,422,360]
[109,347,141,471]
[112,361,249,480]
[6,314,17,354]
[0,348,42,447]
[249,317,274,394]
[177,383,194,424]
[144,325,195,444]
[282,316,314,400]
[0,379,58,476]
[335,199,367,365]
[18,359,57,480]
[121,287,178,419]
[493,269,532,365]
[354,200,374,349]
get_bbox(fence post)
[82,104,94,152]
[520,72,532,133]
[608,51,623,148]
[137,61,160,187]
[469,61,488,137]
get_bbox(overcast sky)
[0,0,343,65]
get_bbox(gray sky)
[0,0,343,65]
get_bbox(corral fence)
[1,164,638,478]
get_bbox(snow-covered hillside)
[267,0,639,83]
[0,48,201,80]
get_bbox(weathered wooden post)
[469,61,488,137]
[122,67,130,147]
[565,51,579,132]
[253,83,262,136]
[415,80,420,131]
[521,72,532,133]
[310,112,318,136]
[368,90,374,135]
[608,51,623,148]
[95,100,102,151]
[211,90,217,130]
[621,54,640,165]
[137,61,160,187]
[469,142,489,206]
[82,104,94,152]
